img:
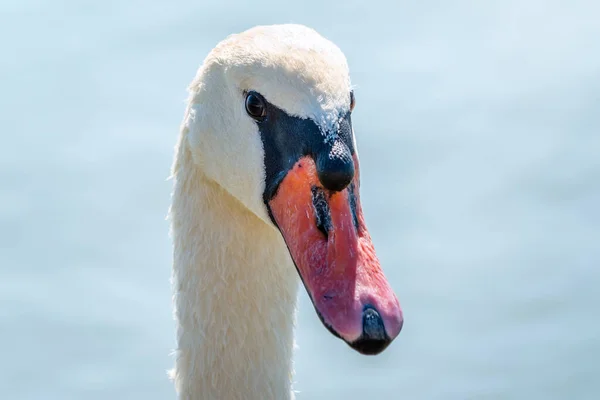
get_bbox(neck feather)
[169,138,299,400]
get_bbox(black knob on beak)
[315,140,354,192]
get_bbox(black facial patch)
[249,91,355,207]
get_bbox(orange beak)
[268,155,403,354]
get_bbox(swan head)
[184,24,403,355]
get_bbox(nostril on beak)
[348,306,392,355]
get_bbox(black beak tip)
[348,306,394,355]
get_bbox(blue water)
[2,1,600,399]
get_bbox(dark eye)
[350,91,356,111]
[245,92,266,120]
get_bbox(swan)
[169,24,403,400]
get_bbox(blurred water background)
[2,1,599,399]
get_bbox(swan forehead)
[211,24,352,128]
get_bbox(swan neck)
[170,140,298,400]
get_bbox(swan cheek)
[268,156,403,355]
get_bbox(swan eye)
[350,91,356,112]
[245,92,267,120]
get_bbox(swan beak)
[268,156,403,355]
